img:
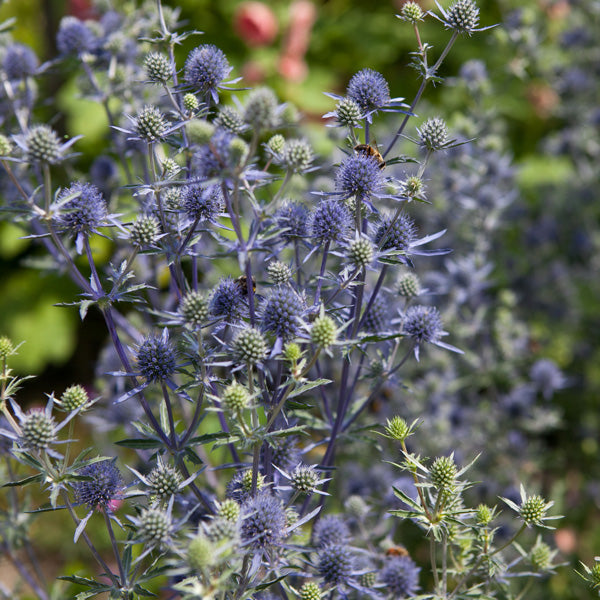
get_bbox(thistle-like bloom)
[226,469,265,504]
[502,484,559,528]
[431,0,494,36]
[209,276,244,322]
[323,97,363,128]
[313,515,350,547]
[215,105,246,134]
[184,44,233,103]
[418,117,449,151]
[55,182,108,240]
[401,305,462,360]
[135,105,168,142]
[380,555,420,598]
[243,87,280,130]
[261,286,305,340]
[15,125,79,165]
[232,327,268,365]
[275,201,309,242]
[56,17,96,55]
[144,52,171,84]
[529,359,567,400]
[136,333,177,382]
[281,139,314,173]
[318,544,354,584]
[182,183,224,222]
[310,200,353,245]
[347,68,390,114]
[74,459,123,510]
[241,492,287,549]
[179,291,210,328]
[335,154,384,200]
[129,215,161,248]
[374,213,417,251]
[2,43,38,80]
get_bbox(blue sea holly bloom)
[310,199,353,245]
[241,492,287,549]
[400,305,462,360]
[2,43,38,80]
[262,286,305,341]
[184,44,235,103]
[380,555,420,598]
[347,69,390,113]
[74,459,124,511]
[335,154,385,200]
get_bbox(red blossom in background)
[234,2,279,47]
[278,1,316,82]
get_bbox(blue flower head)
[374,213,417,251]
[55,182,108,237]
[318,543,354,584]
[310,200,352,245]
[74,459,123,511]
[3,43,38,80]
[275,201,309,242]
[182,183,223,222]
[192,128,235,178]
[403,305,443,345]
[380,555,420,598]
[335,154,384,200]
[261,286,305,341]
[241,492,286,549]
[209,276,244,322]
[56,17,96,55]
[184,44,232,103]
[136,334,177,382]
[313,515,350,548]
[347,68,390,114]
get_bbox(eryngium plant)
[0,2,560,599]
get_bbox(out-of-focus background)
[0,0,598,598]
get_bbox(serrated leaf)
[2,473,44,487]
[288,378,332,398]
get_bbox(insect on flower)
[386,546,410,557]
[354,142,386,169]
[235,274,257,296]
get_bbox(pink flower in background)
[278,1,316,82]
[235,2,279,47]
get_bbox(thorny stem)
[103,510,127,587]
[61,491,120,587]
[383,31,459,159]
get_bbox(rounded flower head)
[445,0,481,35]
[182,183,224,222]
[144,52,171,84]
[135,105,168,142]
[403,305,443,344]
[399,2,424,24]
[318,544,354,584]
[184,44,232,101]
[74,459,123,510]
[179,291,209,328]
[226,469,265,504]
[348,236,375,268]
[20,409,57,451]
[267,260,292,284]
[3,43,38,80]
[346,68,390,113]
[529,359,566,400]
[313,515,350,547]
[138,507,172,548]
[241,492,287,549]
[130,215,160,248]
[261,286,305,340]
[335,154,384,199]
[209,277,244,322]
[24,125,62,164]
[275,201,309,242]
[147,463,182,500]
[281,139,313,173]
[397,272,421,297]
[430,455,458,490]
[215,105,245,134]
[136,334,177,382]
[310,200,352,244]
[374,213,417,251]
[56,182,108,236]
[243,87,280,130]
[362,295,388,333]
[57,17,96,55]
[418,117,449,151]
[232,327,268,365]
[58,384,90,412]
[380,555,420,598]
[334,97,362,127]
